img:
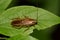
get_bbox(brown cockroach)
[11,16,37,28]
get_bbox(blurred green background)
[6,0,60,40]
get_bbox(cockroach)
[11,16,37,28]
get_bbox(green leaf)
[0,0,12,13]
[0,23,24,36]
[35,9,60,30]
[28,0,59,16]
[7,34,38,40]
[0,23,34,36]
[0,6,60,36]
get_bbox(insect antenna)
[36,0,39,24]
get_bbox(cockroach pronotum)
[11,16,37,28]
